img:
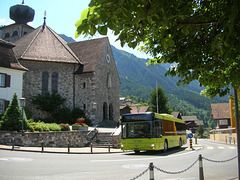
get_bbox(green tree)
[75,0,240,97]
[1,94,27,131]
[197,125,205,138]
[31,92,66,118]
[149,85,172,114]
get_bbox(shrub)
[1,93,28,131]
[52,107,72,124]
[59,123,70,131]
[28,122,61,132]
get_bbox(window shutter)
[5,100,10,110]
[5,75,11,87]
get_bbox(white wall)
[0,67,24,102]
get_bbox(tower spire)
[42,10,46,31]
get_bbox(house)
[171,112,182,119]
[120,105,132,115]
[1,2,120,125]
[0,39,28,114]
[181,116,204,133]
[210,103,230,129]
[130,106,149,114]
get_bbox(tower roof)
[13,25,82,64]
[10,1,35,24]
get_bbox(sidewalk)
[0,144,125,154]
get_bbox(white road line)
[91,151,196,162]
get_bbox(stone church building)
[0,2,120,125]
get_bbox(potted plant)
[72,117,88,131]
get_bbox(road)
[0,139,238,180]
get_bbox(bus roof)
[121,112,185,124]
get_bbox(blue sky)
[0,0,151,59]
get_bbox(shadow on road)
[123,147,187,156]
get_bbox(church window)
[51,72,58,92]
[103,102,108,120]
[42,72,49,95]
[83,104,86,109]
[83,82,86,88]
[109,103,113,120]
[4,33,10,39]
[107,73,112,88]
[12,31,18,37]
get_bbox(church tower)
[0,0,35,42]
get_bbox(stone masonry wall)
[0,131,89,147]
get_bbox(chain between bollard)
[153,157,199,174]
[130,166,150,180]
[203,155,238,163]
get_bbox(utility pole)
[156,81,159,114]
[233,89,240,180]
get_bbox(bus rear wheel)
[134,150,140,154]
[164,140,168,153]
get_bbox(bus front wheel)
[164,140,168,153]
[134,150,140,154]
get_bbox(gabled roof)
[13,25,81,64]
[130,106,149,114]
[0,39,28,71]
[182,116,198,122]
[68,37,108,73]
[171,112,182,119]
[211,103,230,120]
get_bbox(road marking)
[218,147,225,149]
[207,147,214,149]
[91,151,196,162]
[229,146,236,149]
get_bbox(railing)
[130,154,238,180]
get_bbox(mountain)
[111,45,228,127]
[59,34,76,43]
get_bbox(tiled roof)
[68,37,108,73]
[182,116,198,122]
[130,106,149,114]
[13,25,81,64]
[0,39,28,71]
[211,103,230,120]
[171,112,182,119]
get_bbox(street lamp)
[19,97,26,133]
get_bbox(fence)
[130,154,238,180]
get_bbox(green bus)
[121,112,186,153]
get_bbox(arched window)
[42,72,49,95]
[4,33,10,39]
[12,31,18,37]
[103,102,108,120]
[107,73,112,88]
[51,72,58,92]
[109,103,113,120]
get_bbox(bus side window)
[155,120,162,138]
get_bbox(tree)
[149,85,172,114]
[75,0,240,97]
[0,94,27,131]
[197,125,205,138]
[31,92,66,120]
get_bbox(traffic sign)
[188,133,193,139]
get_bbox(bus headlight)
[150,144,155,150]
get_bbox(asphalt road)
[0,139,238,180]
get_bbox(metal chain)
[203,155,238,163]
[130,166,150,180]
[154,158,199,174]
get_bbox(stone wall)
[0,131,90,147]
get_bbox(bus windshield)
[122,121,153,138]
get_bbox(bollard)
[229,137,231,144]
[41,138,44,153]
[233,137,235,145]
[12,134,15,151]
[149,162,154,180]
[190,139,193,149]
[68,140,70,154]
[108,141,111,153]
[199,154,204,180]
[195,137,198,144]
[90,142,93,154]
[225,136,227,143]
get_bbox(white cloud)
[0,18,6,25]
